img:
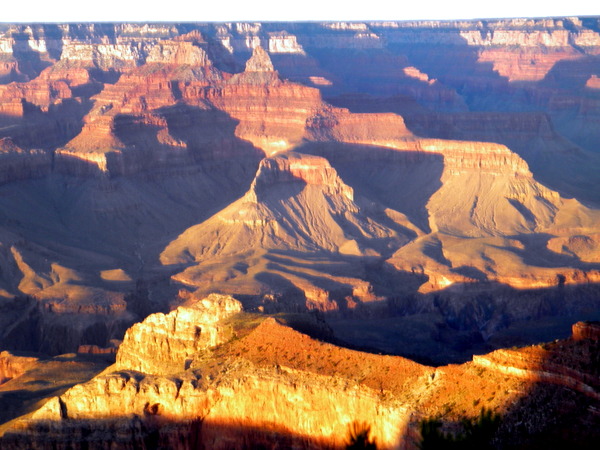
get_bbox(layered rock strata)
[2,296,598,448]
[0,18,598,370]
[115,293,242,374]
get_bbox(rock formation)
[0,351,38,385]
[0,20,599,447]
[1,295,598,448]
[115,293,242,374]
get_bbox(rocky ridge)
[1,296,598,448]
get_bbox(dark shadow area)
[39,24,64,61]
[325,280,600,366]
[539,55,600,91]
[252,177,306,204]
[497,233,600,271]
[327,93,432,116]
[493,325,599,449]
[205,37,248,74]
[422,237,452,266]
[10,32,53,81]
[0,416,340,449]
[252,271,308,313]
[0,352,111,427]
[0,386,77,427]
[287,23,481,102]
[496,383,600,449]
[0,96,95,152]
[296,141,444,233]
[87,68,122,85]
[405,324,600,449]
[0,300,133,355]
[263,249,428,301]
[265,261,355,311]
[155,104,265,163]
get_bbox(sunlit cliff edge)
[0,294,598,448]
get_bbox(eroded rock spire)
[245,45,275,72]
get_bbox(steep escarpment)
[0,295,426,448]
[2,295,597,449]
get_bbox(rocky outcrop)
[115,293,242,374]
[473,347,600,401]
[4,295,597,449]
[572,321,600,341]
[0,76,71,113]
[1,302,431,448]
[587,75,600,89]
[0,351,38,385]
[2,363,406,449]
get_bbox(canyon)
[0,18,599,447]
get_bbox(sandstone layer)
[1,296,597,449]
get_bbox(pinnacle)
[245,45,275,72]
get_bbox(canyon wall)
[0,18,598,386]
[2,295,598,448]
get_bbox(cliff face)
[474,321,600,400]
[0,351,37,385]
[2,295,597,449]
[115,293,242,374]
[2,296,422,448]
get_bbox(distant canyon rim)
[0,18,599,448]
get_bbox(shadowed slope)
[162,152,414,264]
